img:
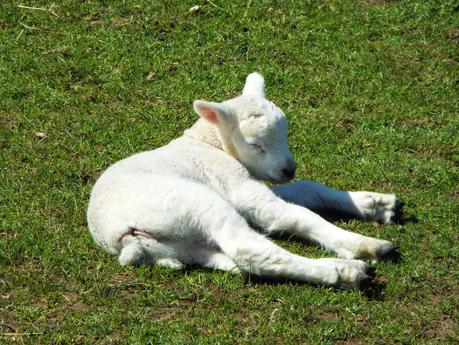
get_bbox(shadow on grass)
[241,273,393,301]
[316,206,418,225]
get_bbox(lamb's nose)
[282,167,296,179]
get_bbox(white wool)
[87,73,400,289]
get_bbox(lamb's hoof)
[333,259,374,290]
[357,264,377,290]
[365,265,376,278]
[352,192,404,224]
[156,258,185,270]
[395,199,405,210]
[377,243,401,262]
[392,199,405,223]
[358,274,374,291]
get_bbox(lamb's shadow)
[241,273,388,301]
[361,280,388,300]
[308,202,417,226]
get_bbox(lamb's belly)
[90,172,214,242]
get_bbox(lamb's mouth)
[250,171,292,184]
[267,174,293,184]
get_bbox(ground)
[0,0,458,344]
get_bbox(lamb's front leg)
[272,181,403,224]
[231,180,399,262]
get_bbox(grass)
[0,0,458,343]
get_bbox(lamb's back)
[96,136,251,190]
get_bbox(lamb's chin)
[251,173,276,183]
[263,175,291,184]
[271,178,291,184]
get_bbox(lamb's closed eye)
[249,143,265,153]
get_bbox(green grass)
[1,0,458,343]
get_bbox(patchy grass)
[1,0,458,344]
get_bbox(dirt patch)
[321,311,339,320]
[108,271,137,287]
[111,16,131,27]
[148,306,187,322]
[447,28,459,42]
[60,291,89,312]
[339,118,355,132]
[446,190,459,199]
[406,143,456,162]
[0,231,16,239]
[233,311,259,329]
[0,308,18,333]
[423,315,457,341]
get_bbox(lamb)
[87,72,402,289]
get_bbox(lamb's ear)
[193,100,235,127]
[242,72,265,98]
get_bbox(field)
[1,0,458,344]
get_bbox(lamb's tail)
[117,228,175,266]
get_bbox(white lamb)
[87,73,402,289]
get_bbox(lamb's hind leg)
[273,181,403,224]
[153,184,373,288]
[191,246,241,274]
[198,203,373,289]
[118,233,184,269]
[211,220,373,289]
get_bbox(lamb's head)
[193,72,296,183]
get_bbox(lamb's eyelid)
[249,143,265,152]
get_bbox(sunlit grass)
[1,1,457,343]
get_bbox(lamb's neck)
[183,119,223,149]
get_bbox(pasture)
[0,1,457,343]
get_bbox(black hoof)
[358,275,374,290]
[365,265,376,278]
[395,199,405,211]
[378,243,401,262]
[392,199,405,223]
